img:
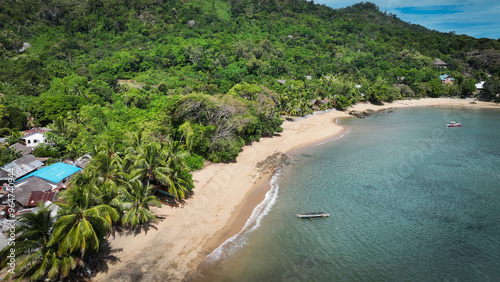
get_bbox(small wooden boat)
[297,212,330,218]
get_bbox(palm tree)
[164,156,191,201]
[101,137,120,159]
[51,116,69,137]
[65,141,86,161]
[278,94,290,115]
[130,142,169,187]
[128,141,194,201]
[112,179,161,227]
[68,110,88,125]
[51,185,118,258]
[85,151,119,185]
[95,181,119,206]
[126,132,146,153]
[0,202,78,281]
[69,170,93,187]
[162,141,193,200]
[163,140,187,161]
[288,98,302,116]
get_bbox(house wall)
[24,133,46,147]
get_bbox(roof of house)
[439,74,454,81]
[305,76,312,80]
[25,190,57,208]
[75,154,91,169]
[15,155,42,166]
[475,81,485,89]
[276,79,286,84]
[0,155,44,179]
[21,132,45,139]
[22,127,51,136]
[9,143,32,156]
[433,58,447,65]
[17,162,81,184]
[11,177,54,207]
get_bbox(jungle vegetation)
[1,1,500,279]
[1,0,499,164]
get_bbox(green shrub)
[33,144,62,158]
[184,153,204,171]
[0,128,11,137]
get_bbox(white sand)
[93,98,499,281]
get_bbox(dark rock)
[348,110,366,118]
[363,109,374,116]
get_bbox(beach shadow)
[62,244,122,281]
[122,221,159,236]
[110,224,125,238]
[223,158,238,163]
[154,192,183,208]
[183,190,194,202]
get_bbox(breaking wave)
[205,168,282,262]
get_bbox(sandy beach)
[92,98,499,282]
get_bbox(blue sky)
[314,1,500,39]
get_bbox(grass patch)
[189,0,231,21]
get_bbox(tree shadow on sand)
[154,191,189,208]
[113,221,159,237]
[62,244,123,281]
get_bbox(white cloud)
[314,0,500,39]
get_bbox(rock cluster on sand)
[348,109,375,118]
[256,152,290,174]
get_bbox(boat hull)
[297,212,330,218]
[446,122,462,127]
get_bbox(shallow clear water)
[195,107,500,282]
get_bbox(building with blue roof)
[439,74,455,84]
[17,162,82,184]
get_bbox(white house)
[475,81,485,90]
[21,132,46,147]
[20,127,50,148]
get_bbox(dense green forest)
[1,0,500,279]
[1,0,500,164]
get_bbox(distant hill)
[0,0,499,129]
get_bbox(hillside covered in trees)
[1,0,500,163]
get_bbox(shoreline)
[92,98,499,282]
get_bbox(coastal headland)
[92,98,499,282]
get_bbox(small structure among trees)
[440,74,455,84]
[20,127,51,148]
[433,58,448,68]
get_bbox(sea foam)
[206,168,282,262]
[316,128,351,146]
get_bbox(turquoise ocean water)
[195,107,500,281]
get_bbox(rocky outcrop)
[349,109,373,118]
[348,108,392,118]
[17,42,31,53]
[256,152,290,174]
